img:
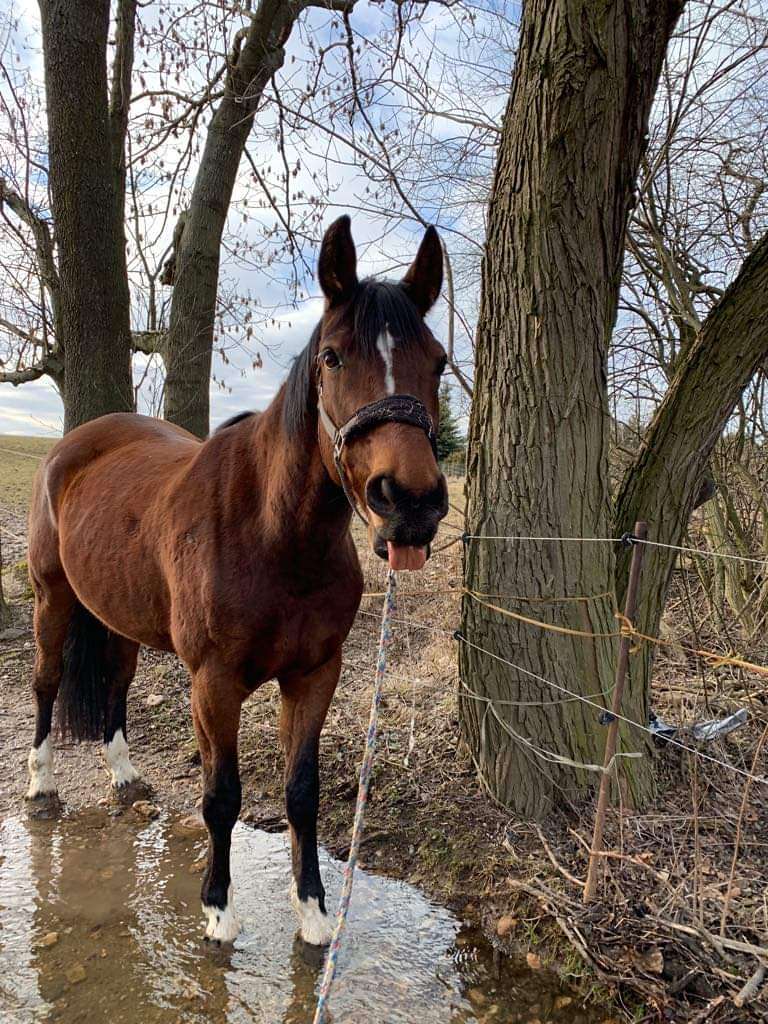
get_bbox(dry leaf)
[633,947,664,974]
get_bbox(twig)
[734,964,767,1008]
[689,995,725,1023]
[719,722,768,936]
[648,908,768,961]
[534,824,585,888]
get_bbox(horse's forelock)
[352,279,426,358]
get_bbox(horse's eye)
[321,348,341,370]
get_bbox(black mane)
[282,278,426,437]
[212,411,256,435]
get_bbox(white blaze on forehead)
[104,729,140,788]
[27,738,57,799]
[376,326,396,395]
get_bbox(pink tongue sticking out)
[386,542,427,571]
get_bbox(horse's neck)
[250,390,352,551]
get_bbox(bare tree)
[459,0,685,816]
[34,0,135,430]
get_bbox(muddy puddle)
[0,810,600,1023]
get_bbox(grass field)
[0,435,57,509]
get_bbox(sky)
[0,0,506,435]
[0,301,324,435]
[3,1,761,438]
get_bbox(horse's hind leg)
[279,650,341,946]
[102,635,141,790]
[27,575,75,800]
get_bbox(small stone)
[146,694,165,708]
[467,988,487,1007]
[189,858,207,874]
[66,964,86,985]
[38,931,59,948]
[554,996,573,1011]
[496,914,517,937]
[526,951,542,970]
[132,800,160,819]
[173,813,205,836]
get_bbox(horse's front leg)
[191,661,245,944]
[279,650,341,946]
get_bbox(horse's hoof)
[290,882,334,946]
[202,901,241,944]
[110,778,153,805]
[25,791,62,819]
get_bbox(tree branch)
[0,346,63,385]
[109,0,138,198]
[615,229,768,607]
[131,329,167,356]
[0,177,60,311]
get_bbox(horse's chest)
[175,549,362,683]
[236,596,357,685]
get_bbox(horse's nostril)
[381,477,397,506]
[366,474,397,516]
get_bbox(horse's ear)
[401,225,443,316]
[318,215,358,305]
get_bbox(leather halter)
[316,381,437,525]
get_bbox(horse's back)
[34,413,196,514]
[28,413,199,587]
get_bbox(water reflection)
[0,810,595,1023]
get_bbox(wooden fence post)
[583,520,648,904]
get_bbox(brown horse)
[25,216,448,945]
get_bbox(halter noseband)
[316,382,438,524]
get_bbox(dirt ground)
[2,436,767,1024]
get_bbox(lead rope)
[312,569,397,1024]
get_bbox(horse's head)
[315,216,449,570]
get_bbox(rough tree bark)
[38,0,135,431]
[460,0,683,817]
[614,232,768,688]
[163,0,344,437]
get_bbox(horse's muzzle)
[367,474,448,566]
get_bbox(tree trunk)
[163,0,302,437]
[460,0,682,817]
[39,0,134,431]
[614,232,768,688]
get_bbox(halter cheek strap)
[316,385,438,524]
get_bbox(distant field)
[0,435,57,509]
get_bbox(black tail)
[57,601,111,742]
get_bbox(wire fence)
[355,517,768,811]
[356,607,768,788]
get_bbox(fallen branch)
[734,964,767,1008]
